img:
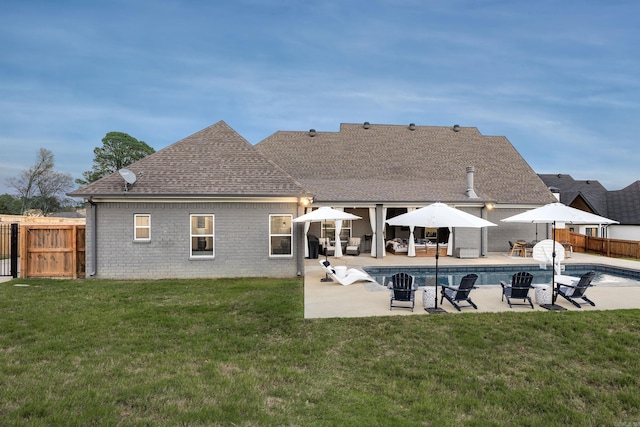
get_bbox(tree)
[6,148,74,215]
[76,132,155,185]
[0,194,22,215]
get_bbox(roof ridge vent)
[453,124,460,132]
[309,129,316,137]
[409,123,416,131]
[363,121,370,129]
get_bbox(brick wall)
[87,201,299,280]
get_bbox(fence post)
[10,223,18,278]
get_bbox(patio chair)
[557,271,596,308]
[345,237,361,256]
[322,238,336,256]
[509,241,523,257]
[440,274,479,311]
[500,271,534,308]
[388,272,417,311]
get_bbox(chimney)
[466,166,478,198]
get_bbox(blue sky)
[1,0,639,196]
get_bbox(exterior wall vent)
[309,129,316,137]
[409,123,416,131]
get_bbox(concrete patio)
[304,251,640,318]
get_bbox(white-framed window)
[190,214,214,258]
[134,214,151,241]
[322,219,352,242]
[269,214,293,257]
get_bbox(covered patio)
[303,251,640,318]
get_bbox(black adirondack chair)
[440,274,479,311]
[557,271,596,308]
[500,271,534,308]
[388,272,416,311]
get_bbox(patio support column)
[481,206,489,257]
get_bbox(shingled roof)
[538,174,609,215]
[255,123,556,204]
[70,121,307,198]
[608,181,640,225]
[538,174,640,225]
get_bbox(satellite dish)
[118,168,137,191]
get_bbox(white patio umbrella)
[386,202,496,311]
[501,202,618,309]
[293,207,362,282]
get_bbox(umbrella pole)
[321,220,333,282]
[552,222,557,304]
[434,241,439,309]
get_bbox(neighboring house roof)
[70,121,308,198]
[538,174,609,215]
[607,181,640,225]
[255,123,556,204]
[538,174,640,225]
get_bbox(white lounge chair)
[319,260,378,286]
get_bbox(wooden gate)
[20,225,85,278]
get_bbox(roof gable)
[70,121,307,198]
[256,123,555,204]
[538,174,610,217]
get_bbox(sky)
[1,0,639,196]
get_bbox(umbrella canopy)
[293,206,361,223]
[386,202,496,311]
[386,202,497,229]
[502,202,617,308]
[500,202,618,226]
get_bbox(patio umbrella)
[501,202,618,309]
[293,207,362,282]
[386,202,496,311]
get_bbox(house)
[256,122,556,256]
[539,174,640,240]
[70,121,312,279]
[70,121,556,280]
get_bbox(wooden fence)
[555,228,640,259]
[19,224,86,279]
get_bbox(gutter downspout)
[87,197,97,277]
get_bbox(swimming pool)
[363,264,640,287]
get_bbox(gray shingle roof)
[606,181,640,225]
[538,174,640,225]
[538,174,609,215]
[256,123,556,204]
[70,121,308,198]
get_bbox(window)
[134,214,150,241]
[270,214,293,256]
[322,219,351,242]
[190,214,214,257]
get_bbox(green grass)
[1,278,639,426]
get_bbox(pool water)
[364,264,640,288]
